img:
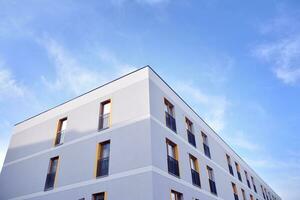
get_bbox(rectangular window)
[207,166,217,195]
[261,185,266,199]
[186,118,196,147]
[44,156,59,191]
[241,189,246,200]
[226,154,234,176]
[164,98,176,132]
[166,139,180,177]
[245,170,251,188]
[235,162,242,182]
[54,118,67,146]
[96,141,110,177]
[250,194,254,200]
[170,190,182,200]
[232,183,239,200]
[99,100,111,130]
[202,132,211,158]
[92,192,105,200]
[189,154,201,187]
[251,176,257,193]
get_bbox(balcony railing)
[167,155,179,177]
[99,113,110,130]
[237,172,242,182]
[187,130,196,147]
[209,179,217,195]
[203,143,211,158]
[165,112,176,132]
[54,130,65,146]
[247,180,251,188]
[191,169,201,187]
[44,172,56,191]
[228,164,234,176]
[96,157,109,177]
[234,193,239,200]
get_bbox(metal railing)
[191,169,201,187]
[99,113,110,130]
[96,157,109,177]
[54,130,65,146]
[167,155,179,177]
[44,172,56,191]
[228,164,234,176]
[165,112,176,132]
[203,143,211,158]
[187,130,196,147]
[209,179,218,195]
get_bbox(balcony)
[191,169,201,187]
[209,179,217,195]
[187,130,196,147]
[96,157,109,177]
[203,143,211,158]
[99,113,110,130]
[165,112,176,132]
[167,155,179,177]
[228,164,234,176]
[44,172,55,191]
[234,193,239,200]
[54,130,65,146]
[237,172,242,182]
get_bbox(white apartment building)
[0,66,281,200]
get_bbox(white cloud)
[39,37,136,95]
[0,61,26,100]
[175,82,229,132]
[226,131,260,152]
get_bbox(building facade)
[0,66,281,200]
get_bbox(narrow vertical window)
[170,190,182,200]
[261,185,266,200]
[189,154,201,187]
[245,170,251,188]
[251,176,257,193]
[232,183,239,200]
[164,98,176,132]
[241,189,246,200]
[96,141,110,177]
[202,132,211,158]
[99,100,111,130]
[92,192,105,200]
[54,118,67,146]
[226,154,234,176]
[207,166,217,195]
[265,188,269,200]
[166,139,180,177]
[235,162,242,182]
[250,194,254,200]
[186,118,196,147]
[44,156,59,191]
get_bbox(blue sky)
[0,0,300,199]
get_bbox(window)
[232,183,239,200]
[54,118,67,146]
[44,156,59,191]
[93,192,105,200]
[202,132,211,158]
[245,170,251,188]
[189,154,201,187]
[226,154,234,176]
[251,176,257,193]
[261,185,266,199]
[166,139,180,177]
[186,118,196,147]
[164,98,176,132]
[241,189,246,200]
[99,100,111,130]
[207,166,217,195]
[250,194,254,200]
[235,162,242,182]
[170,190,182,200]
[265,188,269,200]
[96,141,110,177]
